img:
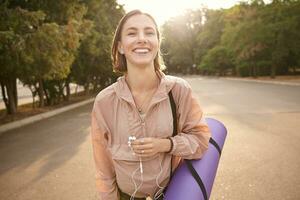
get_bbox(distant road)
[186,76,300,200]
[0,76,299,200]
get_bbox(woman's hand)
[130,137,171,158]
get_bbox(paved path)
[0,76,299,200]
[187,76,300,200]
[0,104,97,200]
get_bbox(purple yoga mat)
[164,118,227,200]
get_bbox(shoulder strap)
[168,90,208,200]
[168,91,177,137]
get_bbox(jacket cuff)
[168,137,177,155]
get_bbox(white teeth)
[134,48,149,53]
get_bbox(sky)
[117,0,253,26]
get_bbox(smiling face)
[118,14,159,70]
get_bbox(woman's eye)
[146,32,155,35]
[128,32,136,36]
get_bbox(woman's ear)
[118,42,124,54]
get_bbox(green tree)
[262,0,300,77]
[162,0,300,77]
[6,0,90,106]
[21,22,80,106]
[71,0,124,93]
[222,1,268,77]
[199,45,233,75]
[161,9,203,74]
[195,9,225,66]
[0,4,45,113]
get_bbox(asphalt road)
[0,76,299,200]
[188,77,300,200]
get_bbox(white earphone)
[128,135,144,200]
[128,136,136,147]
[127,135,164,200]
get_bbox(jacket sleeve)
[169,80,211,160]
[91,105,119,200]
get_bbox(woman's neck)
[125,65,159,93]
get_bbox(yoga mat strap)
[168,91,222,200]
[186,160,208,200]
[209,137,222,156]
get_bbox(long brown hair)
[111,10,165,73]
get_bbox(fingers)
[131,143,153,150]
[135,149,155,158]
[131,144,153,157]
[129,137,158,158]
[131,138,152,145]
[134,148,152,154]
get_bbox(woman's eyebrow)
[144,27,155,31]
[125,27,138,31]
[125,26,155,31]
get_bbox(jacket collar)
[113,71,176,106]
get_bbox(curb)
[0,98,95,135]
[223,77,300,86]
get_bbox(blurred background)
[0,0,299,200]
[1,0,299,115]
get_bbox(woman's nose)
[137,32,147,43]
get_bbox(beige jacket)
[91,72,211,199]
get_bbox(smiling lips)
[133,48,150,54]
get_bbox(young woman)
[91,10,211,200]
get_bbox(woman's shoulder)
[165,75,191,91]
[163,74,193,104]
[94,82,117,104]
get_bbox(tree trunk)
[253,65,257,78]
[257,65,261,77]
[84,83,89,95]
[1,78,18,114]
[75,85,78,94]
[65,78,70,101]
[7,82,17,114]
[28,85,36,108]
[37,78,45,107]
[84,76,91,96]
[32,90,36,109]
[57,83,63,103]
[13,79,18,107]
[93,77,101,93]
[44,85,50,106]
[270,64,276,79]
[1,82,9,112]
[292,66,296,75]
[235,66,240,76]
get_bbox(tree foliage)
[162,0,300,77]
[0,4,45,113]
[161,9,203,74]
[200,45,233,75]
[71,0,124,94]
[0,0,124,114]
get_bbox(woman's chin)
[128,60,154,68]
